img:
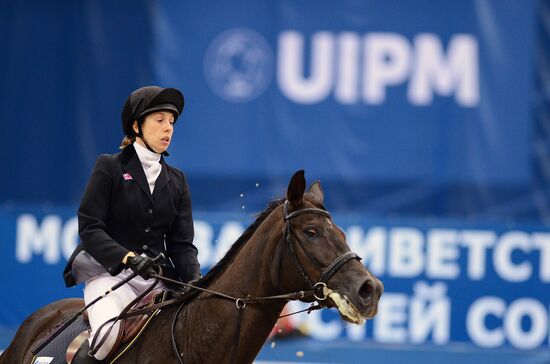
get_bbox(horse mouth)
[326,290,369,325]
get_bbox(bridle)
[281,200,362,301]
[157,200,363,305]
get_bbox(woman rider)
[63,86,200,363]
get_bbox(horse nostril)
[358,279,374,299]
[377,280,384,298]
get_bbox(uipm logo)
[203,28,274,103]
[204,28,479,107]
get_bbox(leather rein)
[147,200,362,309]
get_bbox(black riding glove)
[179,273,201,294]
[126,255,157,280]
[189,272,202,283]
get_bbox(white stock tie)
[133,142,162,194]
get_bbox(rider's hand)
[189,272,202,283]
[181,273,201,294]
[126,255,158,280]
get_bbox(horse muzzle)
[323,276,384,324]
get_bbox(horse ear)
[287,170,306,207]
[308,180,324,203]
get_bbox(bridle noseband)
[282,200,362,301]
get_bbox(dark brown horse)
[1,171,383,363]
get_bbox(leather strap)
[319,251,362,284]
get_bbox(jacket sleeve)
[78,155,130,275]
[166,171,200,282]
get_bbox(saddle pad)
[32,316,89,364]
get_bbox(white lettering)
[409,282,450,344]
[61,217,78,260]
[305,309,342,341]
[16,215,61,264]
[426,229,459,279]
[493,232,532,282]
[194,220,214,266]
[468,297,548,349]
[505,299,547,349]
[467,296,505,348]
[278,31,334,104]
[335,32,360,104]
[347,226,386,276]
[363,33,411,104]
[532,233,550,282]
[374,293,408,343]
[278,31,479,107]
[389,228,424,277]
[409,33,479,106]
[461,230,495,280]
[346,322,366,342]
[214,222,245,263]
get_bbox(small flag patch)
[123,173,133,181]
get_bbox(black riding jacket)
[63,144,200,287]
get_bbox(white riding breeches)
[83,268,166,360]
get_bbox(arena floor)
[255,338,550,364]
[3,331,549,363]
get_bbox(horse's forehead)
[305,212,337,232]
[302,202,332,224]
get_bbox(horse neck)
[181,208,289,363]
[211,209,284,297]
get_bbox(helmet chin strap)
[137,121,169,156]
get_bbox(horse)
[1,170,383,363]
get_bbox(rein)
[138,200,362,314]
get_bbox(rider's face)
[133,111,175,153]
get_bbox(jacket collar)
[121,145,171,201]
[154,159,170,197]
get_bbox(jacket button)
[147,209,153,214]
[145,227,151,233]
[142,244,148,250]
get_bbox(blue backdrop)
[1,0,550,362]
[0,0,546,220]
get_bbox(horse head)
[276,170,383,324]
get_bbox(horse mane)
[196,198,285,288]
[194,193,325,289]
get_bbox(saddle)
[32,289,168,364]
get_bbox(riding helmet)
[121,86,185,136]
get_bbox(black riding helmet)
[121,86,185,154]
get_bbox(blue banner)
[0,0,546,222]
[157,0,535,186]
[2,206,549,352]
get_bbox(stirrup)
[66,330,90,364]
[68,337,103,364]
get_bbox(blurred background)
[1,0,550,363]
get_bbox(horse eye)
[304,228,318,237]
